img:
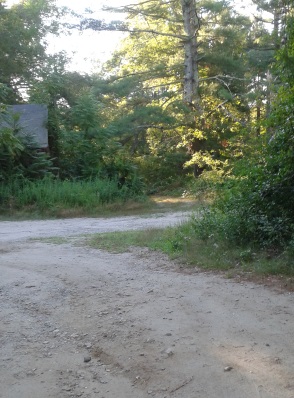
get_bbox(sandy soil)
[0,212,294,398]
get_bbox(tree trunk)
[181,0,200,109]
[181,0,204,177]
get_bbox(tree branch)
[104,5,180,24]
[79,18,186,39]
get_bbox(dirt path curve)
[0,213,294,398]
[0,211,191,242]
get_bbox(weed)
[84,219,294,278]
[0,177,147,218]
[36,237,70,245]
[85,229,163,253]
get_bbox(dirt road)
[0,213,293,398]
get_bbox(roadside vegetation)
[86,221,294,283]
[0,177,147,218]
[1,1,294,279]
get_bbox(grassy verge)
[0,198,152,220]
[0,196,198,220]
[85,229,164,253]
[85,220,294,286]
[0,177,201,220]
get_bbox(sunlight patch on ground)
[151,196,197,205]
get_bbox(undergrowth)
[0,177,147,218]
[86,218,294,278]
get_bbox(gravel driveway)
[0,212,293,398]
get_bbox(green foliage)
[192,127,294,248]
[16,136,57,180]
[69,92,103,134]
[0,177,145,215]
[58,126,145,189]
[0,83,13,103]
[135,152,189,193]
[100,0,265,176]
[0,0,62,102]
[58,128,106,179]
[193,127,294,248]
[188,10,294,253]
[156,217,294,274]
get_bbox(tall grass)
[0,177,146,217]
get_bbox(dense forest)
[0,0,294,268]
